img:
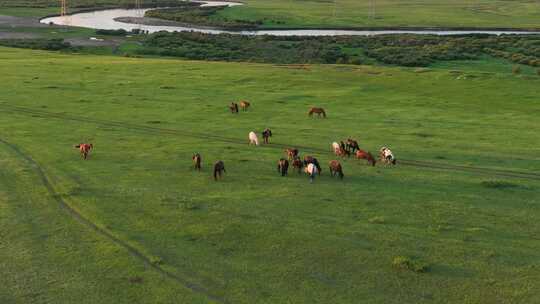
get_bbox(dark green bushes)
[0,38,71,51]
[138,31,540,67]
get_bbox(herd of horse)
[73,102,396,183]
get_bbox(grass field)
[216,0,540,29]
[2,0,540,29]
[1,47,539,303]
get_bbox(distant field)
[217,0,540,29]
[1,47,539,303]
[1,0,540,29]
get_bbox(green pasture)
[0,47,539,303]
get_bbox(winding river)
[41,1,540,36]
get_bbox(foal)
[308,107,326,118]
[292,156,303,174]
[240,100,250,111]
[229,102,239,114]
[285,148,299,160]
[304,163,319,183]
[249,131,260,146]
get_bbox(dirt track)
[0,136,227,304]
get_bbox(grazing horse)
[262,128,272,144]
[308,107,326,118]
[285,148,299,160]
[229,102,239,113]
[192,153,202,171]
[356,149,376,166]
[379,147,397,165]
[304,163,319,183]
[292,156,303,174]
[303,156,322,174]
[213,161,226,180]
[239,100,251,111]
[332,142,350,157]
[346,138,360,153]
[277,158,289,176]
[328,160,344,179]
[75,143,93,160]
[249,131,259,146]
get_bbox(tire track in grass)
[0,138,227,304]
[1,104,539,181]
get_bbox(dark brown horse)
[239,100,250,111]
[346,138,360,153]
[356,149,376,166]
[308,107,326,118]
[213,160,226,180]
[229,102,239,114]
[285,148,299,160]
[262,128,272,144]
[277,158,289,176]
[328,160,344,179]
[75,143,93,160]
[292,156,303,174]
[303,156,322,173]
[192,153,202,171]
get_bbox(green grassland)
[217,0,540,29]
[2,0,540,29]
[1,47,539,303]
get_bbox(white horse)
[304,163,319,183]
[249,131,259,146]
[332,142,341,155]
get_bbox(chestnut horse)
[308,107,326,118]
[355,149,376,166]
[308,108,326,118]
[292,156,303,174]
[262,128,272,144]
[304,163,319,183]
[303,156,322,173]
[328,160,344,179]
[213,161,226,180]
[75,143,93,160]
[285,148,299,160]
[229,102,239,114]
[277,158,289,176]
[192,153,202,171]
[240,100,251,111]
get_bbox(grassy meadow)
[0,47,539,303]
[216,0,540,29]
[1,0,540,29]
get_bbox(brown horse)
[192,153,202,171]
[229,102,239,114]
[346,138,360,153]
[303,156,322,173]
[292,156,303,174]
[213,161,226,180]
[277,158,289,176]
[285,148,299,160]
[308,107,326,118]
[239,100,250,111]
[74,143,93,160]
[328,160,344,179]
[262,128,272,144]
[356,149,376,166]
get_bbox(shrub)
[512,65,522,74]
[537,68,540,76]
[392,256,430,273]
[481,180,520,189]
